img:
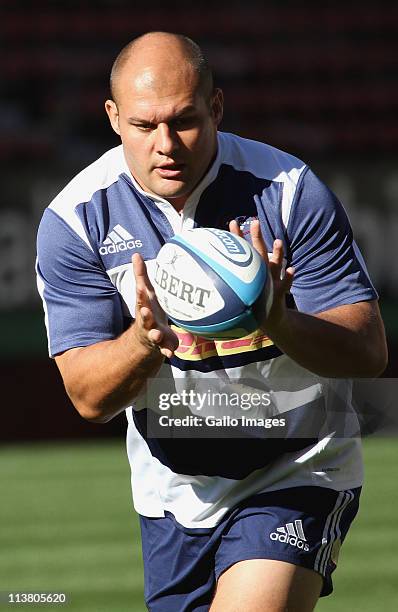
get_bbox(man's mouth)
[154,163,185,179]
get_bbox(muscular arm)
[55,254,178,423]
[231,220,388,378]
[55,326,162,423]
[267,300,387,378]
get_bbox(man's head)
[105,32,223,210]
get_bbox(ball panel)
[171,231,266,306]
[153,243,223,321]
[153,242,246,325]
[174,228,253,266]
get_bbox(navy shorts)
[139,486,360,612]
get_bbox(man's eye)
[173,117,194,129]
[134,124,153,131]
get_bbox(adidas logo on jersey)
[99,224,142,255]
[269,520,310,551]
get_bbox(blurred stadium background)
[1,1,397,610]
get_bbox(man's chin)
[151,179,191,202]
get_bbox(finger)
[140,306,156,331]
[147,327,163,344]
[135,286,150,313]
[274,268,295,294]
[229,219,243,237]
[159,347,174,359]
[132,253,155,294]
[269,239,284,266]
[250,219,268,261]
[154,327,179,352]
[281,266,295,293]
[132,253,145,282]
[133,255,147,301]
[148,328,178,357]
[168,329,180,352]
[267,240,285,285]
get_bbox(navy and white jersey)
[36,132,377,528]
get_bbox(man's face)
[106,66,223,209]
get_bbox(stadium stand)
[1,2,398,159]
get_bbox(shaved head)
[109,32,213,105]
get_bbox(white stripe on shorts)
[314,491,352,575]
[319,490,354,576]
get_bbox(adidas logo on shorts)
[99,224,142,255]
[269,520,310,551]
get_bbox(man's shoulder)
[218,131,307,185]
[48,145,126,217]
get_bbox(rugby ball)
[153,228,273,339]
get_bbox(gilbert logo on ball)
[153,228,273,339]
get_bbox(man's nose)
[155,123,178,156]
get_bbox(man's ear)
[211,88,224,127]
[105,99,120,135]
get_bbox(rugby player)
[36,32,387,611]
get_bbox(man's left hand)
[229,219,294,335]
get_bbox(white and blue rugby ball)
[153,228,273,339]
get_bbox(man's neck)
[167,196,187,214]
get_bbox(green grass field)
[0,439,397,611]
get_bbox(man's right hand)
[132,253,179,359]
